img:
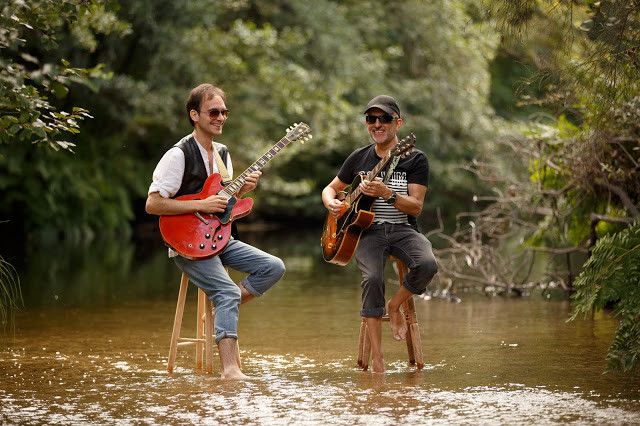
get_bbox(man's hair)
[186,84,226,126]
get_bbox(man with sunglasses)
[321,95,438,373]
[146,83,285,379]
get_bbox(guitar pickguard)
[218,197,237,224]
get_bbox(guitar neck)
[345,153,393,205]
[219,135,293,198]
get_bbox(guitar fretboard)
[219,135,293,198]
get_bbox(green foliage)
[0,0,127,151]
[571,222,640,372]
[0,0,498,237]
[486,0,640,110]
[51,0,500,228]
[0,0,134,237]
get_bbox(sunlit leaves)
[70,2,131,52]
[0,0,125,151]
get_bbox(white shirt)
[148,139,234,198]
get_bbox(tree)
[433,0,640,371]
[0,0,131,239]
[570,221,640,372]
[0,0,128,321]
[0,0,128,150]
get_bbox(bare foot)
[218,338,247,380]
[221,367,249,380]
[371,356,385,373]
[387,303,407,341]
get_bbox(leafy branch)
[570,222,640,372]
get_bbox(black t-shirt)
[337,143,429,226]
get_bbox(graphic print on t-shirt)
[371,169,408,224]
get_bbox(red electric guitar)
[321,134,416,266]
[159,122,312,259]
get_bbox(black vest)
[173,135,229,198]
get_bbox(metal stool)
[167,272,214,374]
[357,257,424,370]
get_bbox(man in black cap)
[321,95,438,373]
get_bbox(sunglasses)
[365,114,395,124]
[200,108,229,119]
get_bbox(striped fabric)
[372,170,408,224]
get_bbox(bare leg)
[218,338,248,380]
[387,286,412,340]
[236,339,242,369]
[365,317,384,373]
[234,281,251,368]
[237,282,255,304]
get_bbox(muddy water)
[1,229,638,424]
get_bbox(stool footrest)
[178,337,206,343]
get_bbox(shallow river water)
[1,228,638,424]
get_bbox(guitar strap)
[212,144,240,240]
[212,145,232,184]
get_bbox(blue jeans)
[355,223,438,318]
[173,239,285,343]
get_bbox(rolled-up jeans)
[355,222,438,318]
[173,239,285,343]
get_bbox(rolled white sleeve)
[148,147,185,198]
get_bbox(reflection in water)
[1,228,639,424]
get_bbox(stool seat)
[357,257,424,370]
[167,272,215,374]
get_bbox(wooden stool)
[167,272,215,374]
[357,257,424,370]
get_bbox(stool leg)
[235,340,242,370]
[410,322,424,369]
[357,318,367,368]
[405,292,424,369]
[361,322,371,371]
[167,273,189,374]
[204,297,214,374]
[405,314,416,365]
[395,258,424,370]
[196,288,205,372]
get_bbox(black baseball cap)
[364,95,401,117]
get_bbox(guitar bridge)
[194,211,209,224]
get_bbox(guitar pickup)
[194,211,209,224]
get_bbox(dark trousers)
[355,223,438,317]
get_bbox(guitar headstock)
[285,122,313,144]
[391,133,416,158]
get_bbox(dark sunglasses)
[365,114,395,124]
[200,108,229,119]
